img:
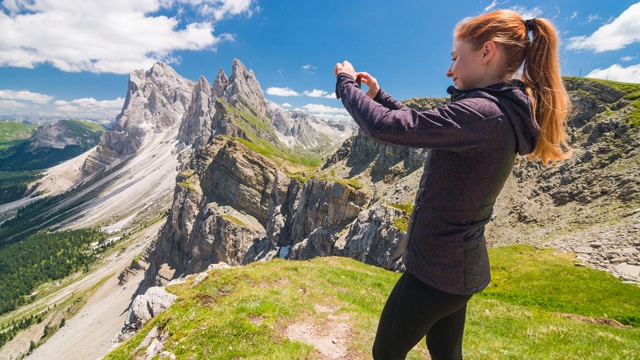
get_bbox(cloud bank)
[0,88,124,120]
[0,0,256,74]
[567,3,640,52]
[266,87,334,99]
[586,64,640,84]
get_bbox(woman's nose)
[446,67,453,78]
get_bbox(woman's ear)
[480,41,497,64]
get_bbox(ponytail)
[454,10,572,166]
[522,18,572,166]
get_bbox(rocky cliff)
[82,62,195,175]
[145,75,640,288]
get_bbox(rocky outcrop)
[338,205,406,271]
[114,287,177,343]
[178,76,215,149]
[146,135,374,285]
[82,62,194,175]
[222,59,270,119]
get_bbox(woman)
[334,10,570,360]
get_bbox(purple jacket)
[336,73,538,295]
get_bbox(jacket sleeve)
[336,73,498,153]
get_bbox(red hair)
[455,10,572,166]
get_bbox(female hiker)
[334,9,571,360]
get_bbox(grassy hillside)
[106,246,640,360]
[0,119,104,172]
[0,120,35,146]
[0,121,42,204]
[0,119,105,204]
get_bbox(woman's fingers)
[357,72,380,98]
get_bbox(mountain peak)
[212,67,229,99]
[223,58,269,118]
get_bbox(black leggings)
[372,271,473,360]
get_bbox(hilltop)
[105,249,640,359]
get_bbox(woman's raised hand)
[356,72,380,99]
[334,61,357,79]
[335,61,379,99]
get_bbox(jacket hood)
[447,81,539,155]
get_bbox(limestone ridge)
[178,76,215,149]
[178,59,353,154]
[107,61,194,153]
[82,62,195,174]
[144,135,381,287]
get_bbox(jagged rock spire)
[223,59,269,118]
[212,67,228,99]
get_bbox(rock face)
[82,62,195,175]
[114,287,177,343]
[145,136,373,286]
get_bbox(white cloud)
[54,97,125,109]
[586,63,640,83]
[586,14,601,23]
[0,89,55,104]
[0,0,255,74]
[53,97,124,119]
[567,3,640,52]
[193,0,257,21]
[509,5,544,21]
[266,87,299,97]
[298,103,351,123]
[621,56,635,62]
[0,100,28,109]
[569,11,578,21]
[300,104,347,114]
[303,89,329,98]
[302,64,316,70]
[0,91,124,120]
[281,103,292,108]
[266,87,333,98]
[484,0,498,12]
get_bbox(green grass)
[387,202,413,232]
[222,214,247,226]
[335,177,363,190]
[0,120,34,144]
[479,245,640,327]
[60,119,104,133]
[106,246,640,359]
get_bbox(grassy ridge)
[0,119,104,204]
[106,246,640,359]
[0,120,35,144]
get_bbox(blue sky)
[1,0,639,123]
